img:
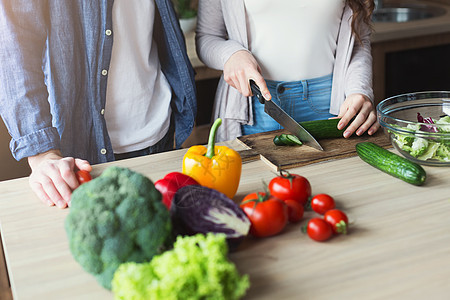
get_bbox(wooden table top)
[1,140,450,300]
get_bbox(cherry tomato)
[240,192,288,238]
[324,209,348,235]
[268,170,311,206]
[310,193,336,215]
[306,218,333,242]
[76,170,92,184]
[284,199,304,223]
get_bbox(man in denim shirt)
[0,0,197,208]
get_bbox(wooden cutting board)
[236,129,392,171]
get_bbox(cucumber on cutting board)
[273,134,303,146]
[355,142,426,186]
[272,118,350,146]
[299,118,349,139]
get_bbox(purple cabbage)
[170,185,250,250]
[417,113,438,133]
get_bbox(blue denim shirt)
[0,0,196,164]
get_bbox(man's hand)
[28,150,92,208]
[337,93,380,138]
[224,50,271,100]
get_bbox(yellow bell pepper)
[182,118,242,199]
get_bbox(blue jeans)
[242,74,335,135]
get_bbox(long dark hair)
[347,0,375,43]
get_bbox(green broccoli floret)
[410,137,429,157]
[65,166,172,290]
[112,233,250,300]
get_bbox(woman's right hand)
[224,50,272,100]
[28,150,92,208]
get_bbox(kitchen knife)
[249,80,324,151]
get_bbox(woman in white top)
[196,0,380,141]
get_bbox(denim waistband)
[265,73,333,90]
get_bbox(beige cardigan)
[196,0,373,141]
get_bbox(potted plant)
[172,0,197,33]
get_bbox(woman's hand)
[223,50,271,100]
[337,93,380,138]
[28,149,92,208]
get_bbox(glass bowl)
[377,91,450,166]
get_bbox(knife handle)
[249,80,265,104]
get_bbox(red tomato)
[306,218,333,242]
[240,192,288,238]
[76,170,92,184]
[154,172,199,209]
[310,193,336,215]
[324,209,348,235]
[284,199,304,223]
[268,170,311,206]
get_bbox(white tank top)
[244,0,345,81]
[105,0,172,154]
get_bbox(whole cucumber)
[356,142,426,186]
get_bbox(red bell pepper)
[154,172,199,209]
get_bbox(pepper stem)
[206,118,222,159]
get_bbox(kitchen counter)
[1,139,450,299]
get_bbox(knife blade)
[249,80,324,151]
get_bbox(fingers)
[29,167,70,208]
[352,110,377,137]
[343,104,369,137]
[338,103,362,136]
[252,76,271,100]
[339,94,380,138]
[75,158,92,172]
[367,117,381,135]
[337,101,359,130]
[223,50,271,99]
[44,169,71,208]
[237,72,252,97]
[29,179,53,207]
[60,158,80,192]
[28,156,82,208]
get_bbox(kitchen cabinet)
[378,36,450,99]
[372,32,450,103]
[371,0,450,104]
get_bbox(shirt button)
[105,29,112,36]
[100,148,107,155]
[101,69,108,76]
[100,109,105,115]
